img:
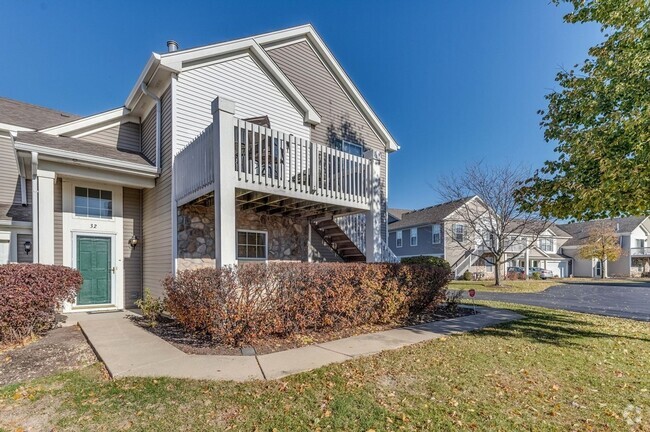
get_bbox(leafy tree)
[518,0,650,220]
[578,220,623,278]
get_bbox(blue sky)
[1,1,602,210]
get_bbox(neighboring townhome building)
[387,196,478,265]
[388,197,572,278]
[0,25,399,312]
[558,217,650,278]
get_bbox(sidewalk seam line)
[313,344,354,358]
[255,355,267,380]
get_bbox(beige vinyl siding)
[79,122,142,153]
[142,86,172,297]
[141,108,157,164]
[175,54,310,152]
[16,234,33,263]
[0,133,32,222]
[54,179,63,265]
[123,187,143,307]
[267,41,388,240]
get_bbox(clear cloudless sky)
[1,0,603,210]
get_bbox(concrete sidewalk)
[67,306,523,381]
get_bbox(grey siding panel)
[54,179,63,265]
[388,225,444,258]
[267,41,388,240]
[80,122,142,153]
[123,187,143,307]
[142,87,172,297]
[309,226,343,262]
[17,234,33,263]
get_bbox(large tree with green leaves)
[518,0,650,220]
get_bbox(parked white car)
[529,267,553,279]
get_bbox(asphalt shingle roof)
[559,217,648,247]
[16,132,153,167]
[0,97,80,130]
[388,197,475,230]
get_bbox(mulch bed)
[0,327,97,387]
[129,305,474,356]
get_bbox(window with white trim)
[432,224,441,244]
[396,231,403,248]
[74,187,112,219]
[410,228,418,246]
[538,238,554,252]
[452,224,465,242]
[237,230,267,260]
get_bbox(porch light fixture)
[128,235,139,249]
[24,240,32,255]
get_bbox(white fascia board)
[39,107,130,136]
[158,39,321,125]
[257,25,400,152]
[70,115,141,139]
[14,142,159,176]
[125,53,163,109]
[0,123,35,132]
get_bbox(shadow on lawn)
[474,308,650,348]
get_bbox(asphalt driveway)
[462,282,650,321]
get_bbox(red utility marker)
[468,289,476,298]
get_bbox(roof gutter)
[140,82,161,172]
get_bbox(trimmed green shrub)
[135,288,165,326]
[531,272,541,280]
[401,256,451,272]
[163,262,451,346]
[462,270,473,281]
[0,264,83,345]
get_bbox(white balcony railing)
[175,118,373,210]
[335,213,399,263]
[233,119,371,207]
[631,247,650,256]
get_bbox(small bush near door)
[0,264,83,345]
[163,262,452,346]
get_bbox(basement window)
[237,230,267,260]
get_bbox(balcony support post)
[212,97,237,267]
[524,241,529,280]
[364,150,381,262]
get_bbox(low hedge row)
[163,262,451,346]
[0,264,83,344]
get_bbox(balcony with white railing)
[175,117,374,212]
[631,247,650,256]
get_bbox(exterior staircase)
[311,218,366,262]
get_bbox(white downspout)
[31,152,39,262]
[141,82,161,171]
[8,132,27,206]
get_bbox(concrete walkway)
[66,306,523,381]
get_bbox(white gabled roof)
[124,34,321,126]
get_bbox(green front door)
[76,236,112,305]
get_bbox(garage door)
[545,261,568,278]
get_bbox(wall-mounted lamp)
[128,235,139,249]
[24,240,32,255]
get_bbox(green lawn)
[450,279,562,293]
[1,303,649,431]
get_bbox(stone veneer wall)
[177,203,310,270]
[177,203,216,271]
[236,209,309,261]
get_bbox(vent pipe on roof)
[167,40,179,52]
